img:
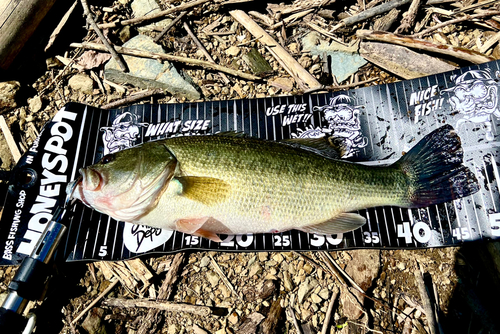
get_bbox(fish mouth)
[80,168,104,191]
[66,174,90,207]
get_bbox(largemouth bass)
[69,125,479,242]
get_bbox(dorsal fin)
[215,131,248,138]
[281,137,344,159]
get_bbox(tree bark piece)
[230,10,322,91]
[261,297,283,334]
[70,42,261,81]
[356,30,495,64]
[104,298,212,316]
[0,0,57,70]
[359,41,456,79]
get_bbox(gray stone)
[302,32,367,83]
[0,81,20,114]
[105,35,200,100]
[68,74,94,94]
[131,0,172,32]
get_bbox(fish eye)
[100,154,115,164]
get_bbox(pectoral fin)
[299,213,366,234]
[177,176,230,205]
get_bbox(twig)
[286,307,302,334]
[412,11,500,38]
[70,42,262,81]
[153,11,187,43]
[323,252,365,294]
[321,290,338,334]
[413,261,440,334]
[72,279,119,324]
[356,30,495,64]
[103,298,212,316]
[45,1,78,51]
[80,0,127,72]
[303,78,378,94]
[209,254,241,300]
[268,9,315,30]
[230,10,321,91]
[317,252,346,285]
[183,22,230,84]
[331,0,413,31]
[102,89,162,109]
[395,0,423,33]
[455,0,500,14]
[98,0,210,29]
[0,116,21,162]
[137,253,185,334]
[480,30,500,53]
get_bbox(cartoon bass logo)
[442,69,500,141]
[297,95,367,158]
[101,112,148,155]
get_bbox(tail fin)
[395,125,479,208]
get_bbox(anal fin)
[298,213,366,234]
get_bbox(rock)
[0,81,20,114]
[341,250,380,319]
[310,293,322,304]
[302,31,367,83]
[226,45,241,56]
[236,312,265,333]
[248,263,262,277]
[68,74,94,94]
[82,307,107,334]
[131,0,172,32]
[258,252,268,262]
[206,270,220,287]
[200,256,211,268]
[269,77,294,92]
[319,288,329,299]
[104,35,200,100]
[297,277,319,303]
[228,312,239,325]
[283,271,294,291]
[168,323,181,334]
[28,96,42,113]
